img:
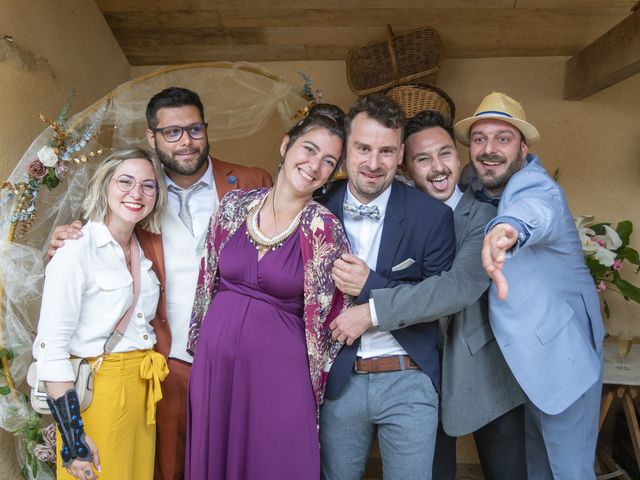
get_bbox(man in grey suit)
[459,92,604,479]
[329,109,527,478]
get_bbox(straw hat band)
[475,110,515,118]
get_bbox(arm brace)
[46,389,92,467]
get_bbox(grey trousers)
[320,369,439,480]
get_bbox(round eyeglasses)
[114,174,158,197]
[152,122,208,143]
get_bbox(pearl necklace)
[245,195,304,253]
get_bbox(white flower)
[37,146,58,167]
[595,225,623,251]
[574,215,595,230]
[575,215,599,254]
[594,246,617,267]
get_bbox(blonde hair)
[82,149,167,234]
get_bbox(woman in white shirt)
[33,148,168,480]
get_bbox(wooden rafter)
[564,10,640,100]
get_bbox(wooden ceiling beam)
[103,11,224,30]
[122,45,308,65]
[95,0,514,11]
[219,7,626,28]
[95,1,636,65]
[111,29,265,48]
[516,0,636,8]
[564,10,640,99]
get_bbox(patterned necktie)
[167,182,207,235]
[343,201,381,221]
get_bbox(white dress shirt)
[34,221,160,382]
[343,185,407,359]
[444,185,463,211]
[164,159,218,240]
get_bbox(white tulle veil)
[0,61,307,478]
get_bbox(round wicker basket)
[346,25,444,96]
[385,84,456,123]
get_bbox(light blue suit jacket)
[485,155,604,415]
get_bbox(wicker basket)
[385,84,456,123]
[347,25,443,96]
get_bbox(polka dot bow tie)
[343,201,381,221]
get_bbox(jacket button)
[40,342,46,348]
[137,313,143,319]
[143,335,149,340]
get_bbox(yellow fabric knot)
[139,351,169,425]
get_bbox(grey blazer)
[371,187,525,436]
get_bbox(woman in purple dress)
[185,104,351,480]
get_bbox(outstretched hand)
[481,223,518,300]
[48,220,83,257]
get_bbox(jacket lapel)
[323,180,347,224]
[453,188,474,251]
[375,182,405,274]
[212,157,236,199]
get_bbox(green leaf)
[42,168,60,190]
[586,256,608,277]
[603,299,610,318]
[552,167,560,182]
[619,246,640,266]
[616,220,633,246]
[614,276,640,304]
[0,386,10,395]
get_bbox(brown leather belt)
[354,355,418,373]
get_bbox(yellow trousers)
[56,350,168,480]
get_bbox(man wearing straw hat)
[329,96,527,478]
[455,92,604,479]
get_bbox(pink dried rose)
[613,259,622,271]
[42,422,56,448]
[55,161,69,180]
[28,159,47,180]
[33,444,56,463]
[597,281,606,293]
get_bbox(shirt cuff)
[369,298,379,327]
[36,358,76,383]
[485,215,531,255]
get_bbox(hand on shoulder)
[48,220,83,258]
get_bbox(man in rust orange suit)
[139,87,273,480]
